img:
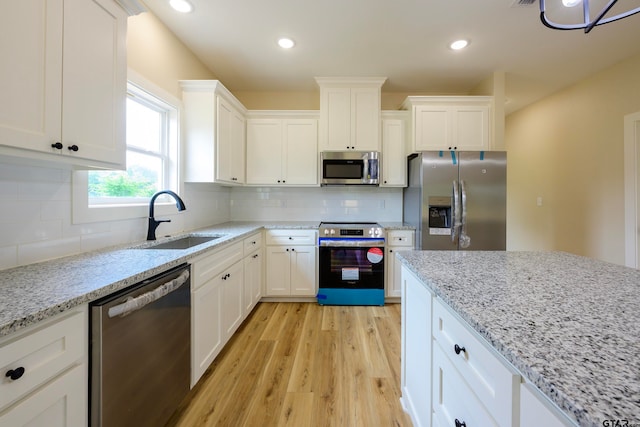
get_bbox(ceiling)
[142,0,640,114]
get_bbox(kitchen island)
[396,250,640,427]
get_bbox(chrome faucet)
[146,190,187,240]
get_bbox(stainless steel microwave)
[321,151,380,185]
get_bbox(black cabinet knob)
[51,142,63,150]
[291,248,295,252]
[67,144,79,152]
[286,248,290,252]
[454,344,466,355]
[455,419,466,427]
[6,367,25,381]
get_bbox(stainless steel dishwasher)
[90,263,191,427]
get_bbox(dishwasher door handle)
[108,269,190,318]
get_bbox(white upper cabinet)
[403,96,493,153]
[246,112,318,186]
[381,111,409,187]
[0,0,128,169]
[316,77,386,152]
[181,80,247,185]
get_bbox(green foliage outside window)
[88,165,158,198]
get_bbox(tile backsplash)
[0,161,403,270]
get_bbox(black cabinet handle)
[6,367,25,381]
[51,142,63,150]
[67,144,79,152]
[286,248,289,252]
[253,254,258,258]
[454,344,466,355]
[455,419,466,427]
[291,248,295,252]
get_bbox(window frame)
[72,70,182,224]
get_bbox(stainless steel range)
[317,222,386,306]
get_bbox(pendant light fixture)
[540,0,640,33]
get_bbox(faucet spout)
[147,190,187,241]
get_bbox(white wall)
[0,160,230,270]
[506,53,640,265]
[230,187,403,222]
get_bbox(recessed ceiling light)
[169,0,193,13]
[278,38,295,49]
[449,39,469,50]
[562,0,581,6]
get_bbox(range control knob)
[324,229,329,236]
[330,229,335,235]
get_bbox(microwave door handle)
[459,180,471,248]
[452,180,460,244]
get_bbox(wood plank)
[168,302,412,427]
[277,392,314,427]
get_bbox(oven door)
[318,239,385,306]
[319,244,385,289]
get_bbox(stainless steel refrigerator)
[403,151,506,250]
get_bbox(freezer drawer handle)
[108,269,190,318]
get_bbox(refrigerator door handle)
[459,180,471,248]
[452,180,461,244]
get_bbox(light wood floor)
[167,302,412,427]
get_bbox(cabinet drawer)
[387,230,414,247]
[243,232,263,255]
[432,298,518,427]
[432,341,499,427]
[191,241,243,290]
[0,308,86,411]
[265,229,317,246]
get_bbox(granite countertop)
[0,221,320,338]
[396,250,640,427]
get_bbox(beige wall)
[126,12,215,98]
[505,53,640,265]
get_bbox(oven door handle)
[108,269,190,318]
[318,239,385,247]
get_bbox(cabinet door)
[432,342,499,427]
[401,267,432,427]
[453,105,489,151]
[351,87,380,151]
[385,248,400,298]
[222,261,244,339]
[230,108,245,183]
[216,96,234,183]
[62,0,126,167]
[265,246,292,296]
[290,245,317,296]
[243,250,263,315]
[0,364,86,427]
[246,119,283,184]
[283,119,318,185]
[0,0,63,154]
[192,277,224,386]
[321,87,351,150]
[415,105,450,151]
[381,118,406,186]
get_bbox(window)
[73,72,181,223]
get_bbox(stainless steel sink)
[142,235,223,250]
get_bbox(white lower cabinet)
[243,232,263,315]
[264,229,317,297]
[191,241,245,387]
[0,363,86,427]
[0,307,87,427]
[400,266,432,427]
[386,230,414,299]
[520,383,576,427]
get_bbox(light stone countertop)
[0,221,320,338]
[396,250,640,427]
